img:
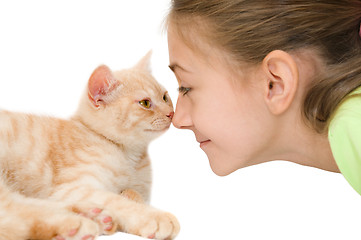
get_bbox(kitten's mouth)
[144,127,169,132]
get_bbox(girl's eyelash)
[178,86,191,96]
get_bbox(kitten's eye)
[163,93,168,102]
[139,99,151,108]
[178,86,191,96]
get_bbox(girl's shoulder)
[331,86,361,120]
[328,86,361,195]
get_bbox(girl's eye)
[178,86,191,96]
[163,93,168,102]
[139,99,151,108]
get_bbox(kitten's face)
[79,52,174,144]
[111,68,174,137]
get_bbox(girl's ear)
[134,50,152,73]
[88,65,120,108]
[262,50,299,115]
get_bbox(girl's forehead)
[168,23,215,59]
[168,27,229,73]
[168,29,252,85]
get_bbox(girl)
[166,0,361,195]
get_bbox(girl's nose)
[172,98,193,129]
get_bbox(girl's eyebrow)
[168,63,191,73]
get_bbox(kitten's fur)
[0,52,179,240]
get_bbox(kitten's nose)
[166,111,174,119]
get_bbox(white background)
[0,1,360,240]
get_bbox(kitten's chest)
[102,149,152,199]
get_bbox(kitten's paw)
[70,205,116,235]
[126,208,180,240]
[120,189,144,203]
[85,208,116,235]
[51,214,99,240]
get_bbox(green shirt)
[329,86,361,195]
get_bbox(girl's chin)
[207,156,237,177]
[210,165,233,176]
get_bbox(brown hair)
[167,0,361,133]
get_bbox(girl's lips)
[200,140,211,148]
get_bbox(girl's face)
[168,27,275,176]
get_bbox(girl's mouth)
[199,140,211,148]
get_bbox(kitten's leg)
[0,180,100,240]
[53,187,180,240]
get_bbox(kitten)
[0,52,179,240]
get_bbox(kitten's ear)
[88,65,120,108]
[134,50,152,72]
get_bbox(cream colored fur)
[0,53,179,240]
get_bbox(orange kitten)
[0,52,179,240]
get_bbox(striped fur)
[0,53,179,240]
